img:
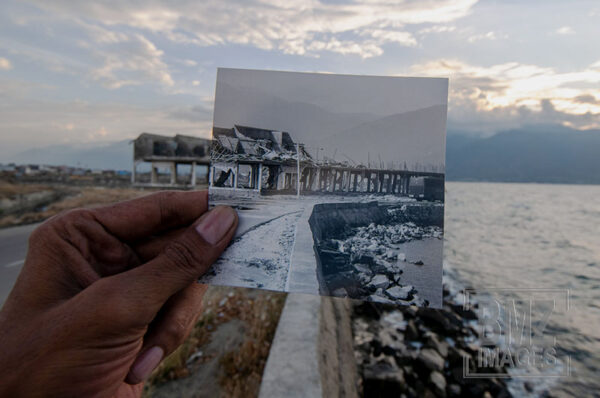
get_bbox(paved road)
[0,223,39,306]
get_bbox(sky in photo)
[0,0,599,158]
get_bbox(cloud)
[83,27,174,89]
[0,57,12,70]
[467,31,506,43]
[0,98,212,156]
[24,0,479,59]
[417,25,456,35]
[412,58,600,130]
[555,26,575,35]
[167,104,212,122]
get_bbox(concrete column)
[131,160,137,184]
[366,171,371,192]
[131,144,136,184]
[191,162,196,187]
[169,162,176,185]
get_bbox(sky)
[0,0,599,158]
[213,68,448,168]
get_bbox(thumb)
[103,205,237,322]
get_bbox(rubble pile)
[352,287,513,398]
[320,222,442,305]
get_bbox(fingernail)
[195,206,236,245]
[130,346,163,383]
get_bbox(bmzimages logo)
[463,288,571,378]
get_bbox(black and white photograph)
[203,68,448,307]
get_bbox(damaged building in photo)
[132,133,211,188]
[206,124,446,306]
[209,125,444,200]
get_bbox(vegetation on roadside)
[144,287,286,398]
[0,182,148,228]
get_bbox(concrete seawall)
[308,201,444,296]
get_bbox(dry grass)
[144,287,286,398]
[0,181,51,199]
[218,291,286,397]
[0,186,148,228]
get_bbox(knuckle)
[28,222,50,245]
[162,238,205,276]
[163,316,191,348]
[54,208,96,229]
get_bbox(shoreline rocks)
[351,286,513,398]
[316,218,441,305]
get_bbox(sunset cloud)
[0,57,12,70]
[23,0,479,59]
[412,59,600,129]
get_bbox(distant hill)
[5,140,133,171]
[213,81,379,149]
[4,124,600,185]
[318,105,447,169]
[446,125,600,184]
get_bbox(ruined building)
[132,133,211,187]
[210,125,444,200]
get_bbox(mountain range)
[446,125,600,184]
[3,124,600,185]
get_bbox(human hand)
[0,191,237,398]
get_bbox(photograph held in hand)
[203,68,448,308]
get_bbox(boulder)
[352,263,372,275]
[429,370,447,398]
[405,319,420,340]
[363,359,406,397]
[417,348,445,372]
[369,274,390,290]
[377,328,406,355]
[385,285,414,301]
[426,333,449,358]
[447,384,462,397]
[368,294,395,305]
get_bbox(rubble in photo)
[205,68,447,307]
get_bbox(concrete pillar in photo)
[296,143,301,197]
[208,166,214,187]
[386,172,392,193]
[366,171,371,192]
[151,162,158,184]
[345,170,351,192]
[257,164,263,192]
[234,164,239,189]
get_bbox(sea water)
[445,182,600,397]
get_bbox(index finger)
[92,190,208,241]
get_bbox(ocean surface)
[444,182,600,397]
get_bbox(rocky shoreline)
[318,220,442,305]
[351,285,513,398]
